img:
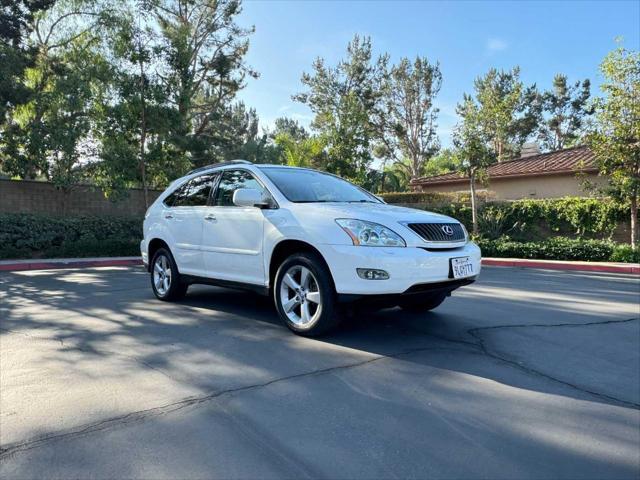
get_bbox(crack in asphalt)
[0,343,470,459]
[1,316,638,461]
[468,317,640,410]
[386,317,640,409]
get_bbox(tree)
[538,74,593,151]
[472,67,541,161]
[272,117,308,141]
[151,0,256,167]
[453,96,496,234]
[294,35,387,183]
[376,56,442,181]
[0,0,56,123]
[95,2,184,202]
[588,45,640,247]
[423,148,462,177]
[0,0,115,185]
[274,131,326,168]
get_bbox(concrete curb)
[0,257,143,272]
[0,256,638,275]
[482,258,640,275]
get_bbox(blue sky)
[237,0,640,147]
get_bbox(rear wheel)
[399,293,447,313]
[274,252,340,336]
[151,248,188,301]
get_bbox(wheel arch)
[268,239,335,293]
[147,238,171,272]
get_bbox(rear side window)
[213,170,265,207]
[165,173,217,207]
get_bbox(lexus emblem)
[441,225,454,236]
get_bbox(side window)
[163,183,186,207]
[173,173,217,207]
[213,170,265,207]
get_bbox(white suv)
[141,160,481,335]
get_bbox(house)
[410,145,608,200]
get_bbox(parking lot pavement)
[0,266,638,479]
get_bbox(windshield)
[261,167,380,203]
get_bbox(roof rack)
[187,160,252,176]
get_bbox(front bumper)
[316,242,481,295]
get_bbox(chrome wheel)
[279,265,322,326]
[153,254,172,296]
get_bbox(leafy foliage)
[0,213,141,259]
[375,56,442,181]
[475,236,619,262]
[537,74,593,150]
[380,194,631,242]
[294,35,387,183]
[587,44,640,246]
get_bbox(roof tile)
[412,146,597,186]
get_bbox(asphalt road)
[0,265,639,479]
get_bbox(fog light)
[356,268,390,280]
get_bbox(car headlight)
[335,219,406,247]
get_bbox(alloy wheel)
[279,265,322,326]
[153,254,172,296]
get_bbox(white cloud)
[486,38,508,53]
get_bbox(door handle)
[164,214,174,219]
[204,214,216,221]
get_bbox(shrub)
[382,194,632,242]
[0,213,142,260]
[475,236,632,262]
[610,244,640,263]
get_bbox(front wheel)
[151,248,188,301]
[274,252,340,336]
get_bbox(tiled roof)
[411,146,598,186]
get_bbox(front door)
[201,169,266,285]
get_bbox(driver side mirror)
[232,188,271,208]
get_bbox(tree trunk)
[139,54,149,209]
[631,194,638,248]
[470,171,478,235]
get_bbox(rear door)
[201,169,267,285]
[163,173,217,276]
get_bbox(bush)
[382,194,632,242]
[0,213,142,260]
[475,236,640,262]
[610,244,640,263]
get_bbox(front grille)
[407,223,466,242]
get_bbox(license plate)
[450,256,474,279]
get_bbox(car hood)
[286,201,464,247]
[289,202,457,224]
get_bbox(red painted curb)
[482,258,640,275]
[1,257,638,275]
[0,258,143,272]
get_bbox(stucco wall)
[416,173,608,200]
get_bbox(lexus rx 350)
[141,160,481,336]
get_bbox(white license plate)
[451,256,474,279]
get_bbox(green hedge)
[476,236,639,263]
[381,193,631,242]
[0,214,142,260]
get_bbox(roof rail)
[187,159,252,176]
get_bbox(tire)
[150,247,188,301]
[273,252,341,336]
[399,293,447,313]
